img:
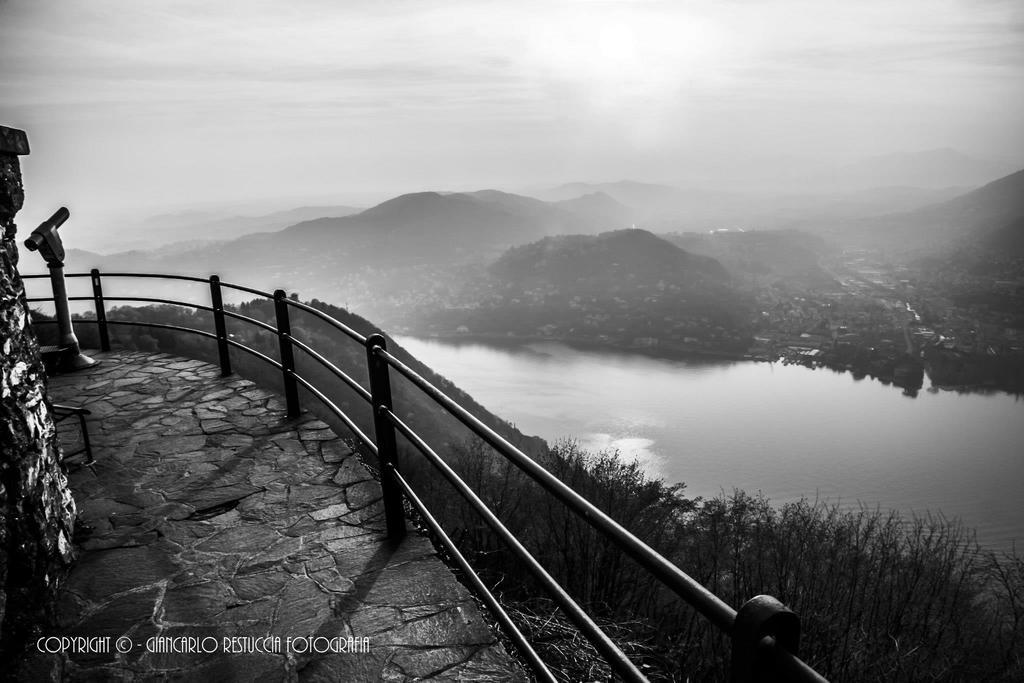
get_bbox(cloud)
[1,0,1021,220]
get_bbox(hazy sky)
[2,0,1023,227]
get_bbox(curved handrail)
[384,407,647,680]
[220,308,279,335]
[285,333,372,403]
[374,345,739,631]
[107,319,219,341]
[102,296,216,312]
[224,336,283,370]
[217,279,277,300]
[283,297,367,345]
[23,269,828,683]
[88,271,212,285]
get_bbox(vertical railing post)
[209,275,231,376]
[365,333,406,541]
[731,595,801,682]
[90,268,110,352]
[273,290,300,419]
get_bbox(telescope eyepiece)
[24,232,44,251]
[23,206,69,265]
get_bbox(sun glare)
[527,6,730,101]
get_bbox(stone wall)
[0,125,76,659]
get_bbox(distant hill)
[921,168,1024,234]
[532,181,746,229]
[538,180,681,207]
[101,205,364,253]
[551,192,635,230]
[463,189,573,220]
[662,230,837,291]
[56,189,638,315]
[767,185,968,229]
[410,229,752,350]
[276,189,620,265]
[984,216,1024,257]
[809,148,1017,192]
[492,228,729,290]
[841,185,969,211]
[531,180,967,233]
[201,189,629,268]
[842,167,1024,250]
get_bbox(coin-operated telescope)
[24,207,98,372]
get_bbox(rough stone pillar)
[0,125,77,659]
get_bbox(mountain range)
[530,179,974,233]
[41,164,1024,319]
[62,188,635,279]
[262,189,627,266]
[97,205,364,253]
[827,168,1024,252]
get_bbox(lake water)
[396,336,1024,552]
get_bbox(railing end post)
[731,595,800,683]
[366,331,386,351]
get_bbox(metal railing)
[24,269,829,683]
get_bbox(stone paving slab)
[24,350,526,682]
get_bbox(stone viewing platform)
[25,350,525,681]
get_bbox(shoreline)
[402,331,1018,397]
